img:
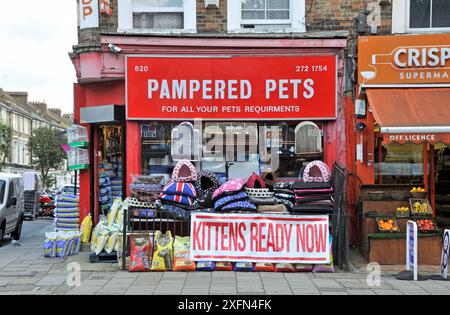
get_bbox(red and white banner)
[190,213,330,264]
[126,55,337,121]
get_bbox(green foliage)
[29,127,66,190]
[0,123,12,171]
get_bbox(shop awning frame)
[381,126,450,134]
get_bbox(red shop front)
[72,35,353,230]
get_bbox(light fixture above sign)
[205,0,219,8]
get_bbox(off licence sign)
[190,213,330,264]
[126,55,337,120]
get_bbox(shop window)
[294,121,323,155]
[408,0,450,30]
[171,122,201,161]
[140,121,325,180]
[375,139,424,185]
[228,0,305,32]
[393,0,450,33]
[118,0,196,32]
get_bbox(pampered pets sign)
[190,213,330,264]
[126,55,337,121]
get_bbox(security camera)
[108,43,122,54]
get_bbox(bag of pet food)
[196,261,215,271]
[80,214,93,243]
[234,262,255,272]
[91,223,110,255]
[215,262,234,271]
[295,264,314,272]
[313,236,335,273]
[173,236,196,272]
[44,233,57,258]
[255,263,275,272]
[151,231,174,271]
[274,263,296,272]
[107,198,122,227]
[129,234,152,272]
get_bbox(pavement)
[0,219,450,295]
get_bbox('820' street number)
[134,65,150,72]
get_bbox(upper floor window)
[408,0,450,31]
[118,0,196,33]
[228,0,305,32]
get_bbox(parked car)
[57,185,79,196]
[0,173,25,245]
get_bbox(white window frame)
[393,0,450,34]
[228,0,305,33]
[118,0,196,33]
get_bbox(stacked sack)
[99,174,112,213]
[111,178,123,199]
[245,173,286,214]
[273,182,295,212]
[159,160,198,219]
[44,231,82,258]
[292,161,334,214]
[213,178,256,213]
[91,198,124,256]
[54,194,79,231]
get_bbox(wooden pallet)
[89,252,118,264]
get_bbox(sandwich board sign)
[406,221,418,281]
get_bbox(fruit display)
[415,219,437,232]
[377,218,400,233]
[410,187,426,193]
[396,206,410,218]
[410,199,432,216]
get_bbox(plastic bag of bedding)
[44,232,58,258]
[91,223,110,255]
[196,261,215,271]
[80,214,93,243]
[55,234,69,258]
[104,229,120,254]
[107,198,122,227]
[234,262,254,272]
[57,194,79,203]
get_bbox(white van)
[0,173,24,245]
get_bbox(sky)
[0,0,78,114]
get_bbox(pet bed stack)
[273,182,295,212]
[159,160,198,219]
[246,173,286,214]
[195,171,221,209]
[129,175,165,219]
[213,178,256,213]
[54,194,80,231]
[291,161,334,214]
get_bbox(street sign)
[406,221,418,281]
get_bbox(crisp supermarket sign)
[78,0,99,29]
[190,213,330,264]
[126,55,337,120]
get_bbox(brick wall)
[75,0,393,47]
[305,0,392,35]
[197,0,227,33]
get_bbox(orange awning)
[366,88,450,145]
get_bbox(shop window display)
[375,139,424,184]
[140,121,325,179]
